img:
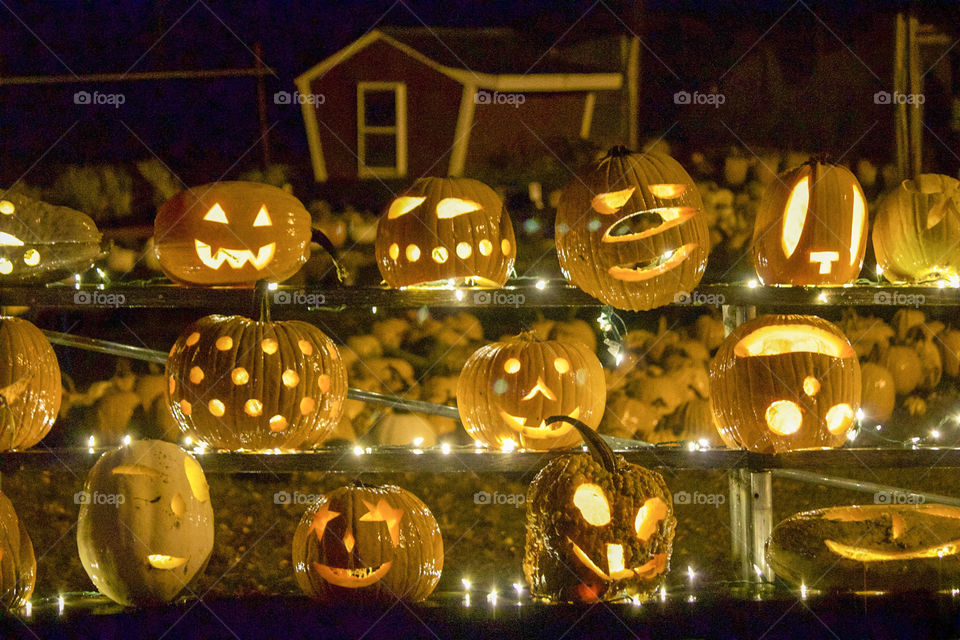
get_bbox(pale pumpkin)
[0,491,35,608]
[0,317,61,450]
[881,345,923,395]
[859,363,895,424]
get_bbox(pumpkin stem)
[545,415,617,474]
[255,281,272,323]
[311,228,348,284]
[806,153,834,167]
[605,145,634,159]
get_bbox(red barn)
[295,28,636,181]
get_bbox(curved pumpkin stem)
[605,145,634,159]
[545,415,617,475]
[311,228,347,284]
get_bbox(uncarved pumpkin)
[752,160,867,285]
[77,439,213,606]
[556,146,709,311]
[709,314,861,453]
[293,483,443,603]
[167,314,347,450]
[0,491,35,608]
[0,317,61,450]
[154,181,312,286]
[873,174,960,282]
[859,363,895,424]
[375,177,515,288]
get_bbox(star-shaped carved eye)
[359,498,404,547]
[308,502,341,541]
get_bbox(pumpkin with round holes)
[77,439,213,606]
[767,504,960,592]
[874,174,960,282]
[752,160,867,285]
[709,314,860,453]
[154,181,312,286]
[166,314,347,450]
[0,491,35,608]
[524,417,675,603]
[555,146,708,311]
[0,191,101,284]
[375,177,515,288]
[0,317,61,451]
[292,483,443,603]
[457,332,605,450]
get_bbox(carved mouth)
[568,538,667,581]
[498,407,579,439]
[824,539,960,562]
[602,207,696,243]
[608,243,697,282]
[312,561,392,588]
[194,239,276,270]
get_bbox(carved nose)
[343,529,355,554]
[607,543,625,574]
[522,377,557,401]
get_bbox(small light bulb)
[183,436,193,446]
[800,582,808,599]
[412,437,424,446]
[847,429,858,442]
[747,279,758,288]
[687,566,696,582]
[876,265,884,277]
[87,435,95,447]
[855,408,865,422]
[371,306,377,314]
[698,438,710,449]
[932,429,941,440]
[817,291,828,303]
[502,439,517,453]
[267,282,278,291]
[487,590,498,606]
[535,279,547,290]
[353,446,364,456]
[513,582,524,595]
[24,600,31,617]
[462,578,472,591]
[441,442,451,455]
[122,434,132,446]
[58,595,65,615]
[455,290,465,301]
[687,441,697,451]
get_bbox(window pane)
[364,133,397,168]
[364,90,397,127]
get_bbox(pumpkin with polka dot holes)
[375,177,515,288]
[166,315,347,450]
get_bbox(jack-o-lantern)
[154,181,312,286]
[77,440,214,606]
[166,314,347,450]
[524,416,675,603]
[0,492,35,608]
[752,160,867,285]
[293,483,443,603]
[0,317,61,451]
[873,174,960,282]
[555,146,709,311]
[456,332,605,450]
[375,177,515,288]
[767,504,960,591]
[0,192,101,284]
[709,314,861,453]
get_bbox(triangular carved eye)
[387,196,426,219]
[253,206,272,227]
[203,204,229,224]
[436,198,481,219]
[592,188,635,215]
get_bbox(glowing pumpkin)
[874,174,960,282]
[154,181,312,286]
[375,177,515,288]
[0,317,61,450]
[293,483,443,602]
[0,491,35,609]
[457,332,605,450]
[753,160,867,285]
[555,146,709,311]
[0,192,101,284]
[767,504,960,591]
[524,416,675,603]
[709,314,861,453]
[166,314,347,450]
[77,440,213,606]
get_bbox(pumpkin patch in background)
[767,504,960,592]
[166,314,347,450]
[77,439,213,606]
[556,146,709,311]
[752,160,867,285]
[293,483,443,603]
[524,416,675,603]
[154,181,312,286]
[874,174,960,282]
[709,314,861,453]
[0,191,102,284]
[457,332,605,450]
[0,491,35,609]
[0,317,61,450]
[375,177,515,288]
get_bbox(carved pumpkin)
[0,192,101,284]
[767,504,960,591]
[555,146,709,311]
[709,314,861,453]
[874,174,960,282]
[167,314,347,450]
[0,492,35,608]
[0,317,61,450]
[457,333,605,450]
[375,177,515,288]
[154,181,312,286]
[77,440,213,606]
[752,160,867,285]
[293,483,443,602]
[524,416,675,603]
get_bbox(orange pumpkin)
[0,491,34,608]
[752,160,867,285]
[154,181,312,286]
[0,317,61,450]
[375,177,515,288]
[709,314,860,453]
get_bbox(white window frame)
[357,82,407,178]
